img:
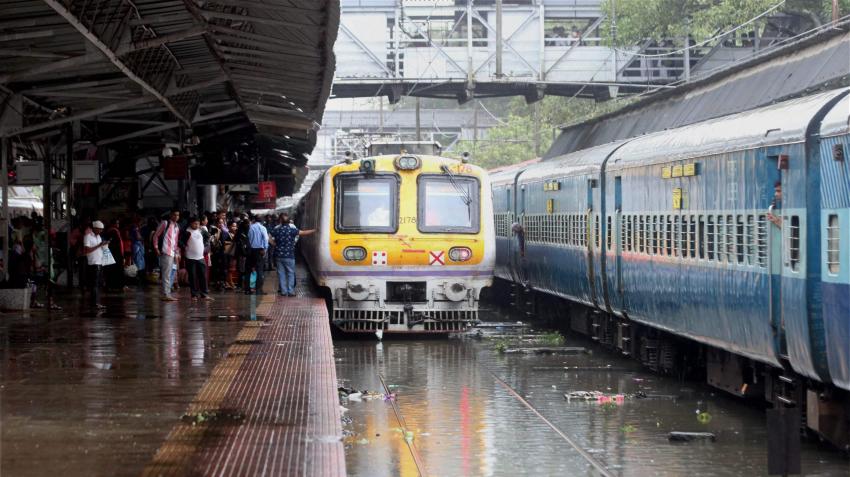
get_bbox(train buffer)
[142,295,345,477]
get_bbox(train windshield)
[418,175,480,233]
[335,174,398,233]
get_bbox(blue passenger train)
[492,88,850,449]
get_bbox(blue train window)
[757,215,768,268]
[736,215,745,264]
[789,215,801,272]
[827,214,840,274]
[707,216,716,261]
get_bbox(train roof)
[821,92,850,137]
[519,140,628,183]
[608,87,850,168]
[489,159,541,187]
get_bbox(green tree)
[603,0,850,46]
[453,96,629,170]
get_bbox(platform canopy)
[0,0,339,179]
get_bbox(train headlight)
[343,246,367,261]
[394,155,421,171]
[448,247,472,262]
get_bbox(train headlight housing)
[343,246,367,261]
[394,155,421,171]
[448,247,472,262]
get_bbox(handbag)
[102,246,116,266]
[124,264,138,278]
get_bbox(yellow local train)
[298,146,495,333]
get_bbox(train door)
[509,180,527,285]
[587,177,600,308]
[612,176,624,313]
[765,153,784,356]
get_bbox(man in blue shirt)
[270,213,315,296]
[244,215,269,294]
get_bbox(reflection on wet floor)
[336,320,850,477]
[0,287,262,477]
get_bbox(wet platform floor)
[1,278,343,476]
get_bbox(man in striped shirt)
[153,209,181,301]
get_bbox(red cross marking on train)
[429,250,445,266]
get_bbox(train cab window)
[335,174,398,233]
[789,215,801,271]
[417,175,480,233]
[827,214,840,274]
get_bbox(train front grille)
[332,309,478,333]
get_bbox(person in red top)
[153,209,181,301]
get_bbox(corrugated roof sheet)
[546,23,850,159]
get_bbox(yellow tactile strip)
[141,296,275,477]
[191,297,345,476]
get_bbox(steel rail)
[488,369,616,477]
[378,374,428,477]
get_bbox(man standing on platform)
[270,213,315,297]
[184,217,212,301]
[153,209,181,301]
[245,214,269,295]
[83,220,109,309]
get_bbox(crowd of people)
[73,209,314,309]
[5,213,59,309]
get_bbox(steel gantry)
[333,0,811,103]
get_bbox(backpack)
[155,220,172,252]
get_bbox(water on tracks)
[335,319,849,477]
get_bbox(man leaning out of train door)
[270,213,315,297]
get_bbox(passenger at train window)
[767,181,783,226]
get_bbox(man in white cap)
[83,220,109,309]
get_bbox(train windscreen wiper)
[440,164,473,206]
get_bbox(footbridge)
[334,0,804,102]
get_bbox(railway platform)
[0,276,345,477]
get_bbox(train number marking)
[372,251,387,265]
[399,216,417,224]
[429,250,445,266]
